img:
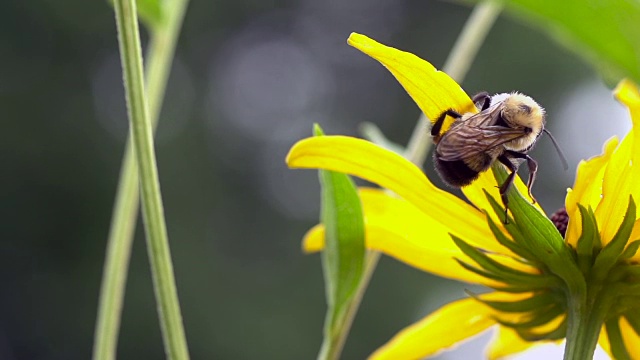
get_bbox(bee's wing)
[437,110,528,162]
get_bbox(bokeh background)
[1,0,631,359]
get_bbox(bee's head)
[498,92,545,152]
[501,93,545,131]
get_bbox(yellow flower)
[286,33,640,359]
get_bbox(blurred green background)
[1,0,633,358]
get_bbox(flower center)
[550,207,569,237]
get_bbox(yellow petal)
[620,316,640,358]
[486,326,537,360]
[598,326,612,359]
[599,317,640,359]
[347,33,477,132]
[565,137,619,246]
[287,136,507,253]
[615,79,640,122]
[596,80,640,242]
[368,297,496,360]
[302,188,535,285]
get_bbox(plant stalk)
[93,3,189,360]
[563,292,610,360]
[110,0,190,358]
[93,2,189,357]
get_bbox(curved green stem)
[107,0,190,359]
[93,2,189,358]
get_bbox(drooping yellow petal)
[620,317,640,358]
[486,326,537,360]
[565,137,619,246]
[287,136,508,253]
[302,188,536,285]
[616,79,640,127]
[347,33,477,133]
[596,80,640,242]
[368,297,496,360]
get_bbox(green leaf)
[593,196,636,281]
[500,0,640,84]
[108,0,165,30]
[136,0,165,29]
[315,124,366,335]
[605,318,632,360]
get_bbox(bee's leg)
[472,92,491,111]
[497,154,519,224]
[505,150,538,203]
[431,109,462,137]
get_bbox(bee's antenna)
[543,128,568,170]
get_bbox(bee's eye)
[518,104,532,114]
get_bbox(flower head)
[287,33,640,359]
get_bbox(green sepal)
[452,235,558,286]
[605,318,632,360]
[455,260,557,293]
[620,240,640,260]
[315,124,366,335]
[622,265,640,282]
[454,259,513,284]
[496,304,563,329]
[592,196,636,282]
[466,290,556,313]
[490,165,584,296]
[484,210,538,262]
[623,312,640,337]
[490,165,566,255]
[483,188,551,267]
[575,204,601,274]
[490,284,558,293]
[515,317,567,342]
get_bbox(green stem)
[404,0,503,165]
[111,0,190,359]
[317,2,503,359]
[93,1,189,358]
[563,291,609,360]
[93,3,190,360]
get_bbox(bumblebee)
[431,92,565,222]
